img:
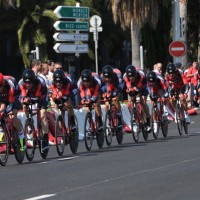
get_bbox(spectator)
[30,59,41,75]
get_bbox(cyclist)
[166,64,190,123]
[147,71,169,119]
[101,65,123,129]
[123,65,151,132]
[79,69,103,131]
[50,69,77,132]
[18,69,49,152]
[0,73,25,151]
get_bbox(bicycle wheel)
[55,115,66,156]
[130,108,140,143]
[141,109,149,141]
[176,103,183,136]
[104,110,113,146]
[95,114,104,149]
[12,129,25,164]
[161,115,168,138]
[24,119,36,161]
[84,112,93,151]
[151,107,159,140]
[69,115,79,154]
[38,128,49,159]
[0,124,9,166]
[115,116,124,145]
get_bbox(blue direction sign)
[53,21,89,31]
[54,6,89,19]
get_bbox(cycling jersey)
[123,69,147,90]
[101,72,123,96]
[19,76,48,109]
[166,69,188,90]
[0,77,16,104]
[50,76,75,99]
[147,76,168,98]
[79,77,100,103]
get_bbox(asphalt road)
[1,115,200,200]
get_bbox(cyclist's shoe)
[0,132,5,142]
[146,118,152,133]
[153,123,158,133]
[185,113,190,124]
[19,138,26,151]
[132,122,138,133]
[163,107,169,117]
[42,134,49,152]
[117,118,123,130]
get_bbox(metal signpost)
[89,15,103,73]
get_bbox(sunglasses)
[55,68,62,70]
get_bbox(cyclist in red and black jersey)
[19,69,49,152]
[166,64,190,123]
[79,69,103,131]
[50,69,77,132]
[0,73,25,151]
[101,65,123,129]
[147,71,169,118]
[123,65,151,132]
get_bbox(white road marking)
[61,156,200,192]
[24,194,56,200]
[38,156,79,164]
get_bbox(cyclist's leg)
[180,92,190,124]
[112,93,123,129]
[0,102,6,141]
[12,98,26,151]
[93,96,103,131]
[40,99,49,149]
[66,97,77,132]
[140,89,151,131]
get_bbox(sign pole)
[94,17,99,73]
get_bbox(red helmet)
[0,73,4,86]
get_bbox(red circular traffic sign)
[169,40,186,57]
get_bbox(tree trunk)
[131,19,140,67]
[180,0,188,66]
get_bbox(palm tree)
[106,0,169,67]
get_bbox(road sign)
[53,21,89,31]
[89,27,103,32]
[53,33,88,41]
[54,6,89,19]
[90,15,102,27]
[53,43,88,53]
[169,40,186,57]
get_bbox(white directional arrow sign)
[53,43,88,53]
[53,33,89,41]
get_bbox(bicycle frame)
[129,92,149,142]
